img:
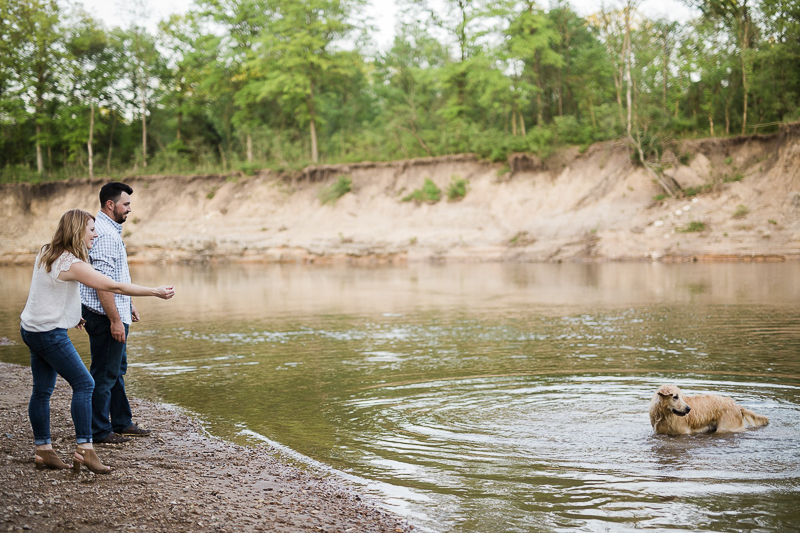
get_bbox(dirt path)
[0,363,412,532]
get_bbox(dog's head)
[655,385,691,417]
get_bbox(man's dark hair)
[99,182,133,207]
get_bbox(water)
[2,262,799,531]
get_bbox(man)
[80,182,150,444]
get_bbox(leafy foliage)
[403,178,442,204]
[732,204,749,218]
[0,0,798,182]
[677,221,707,232]
[319,175,353,205]
[447,176,469,201]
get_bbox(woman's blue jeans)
[20,327,94,445]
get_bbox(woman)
[20,209,175,474]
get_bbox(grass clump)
[403,178,441,203]
[683,183,713,197]
[238,162,261,176]
[732,204,749,218]
[724,173,744,183]
[447,176,469,201]
[318,175,353,205]
[677,221,706,233]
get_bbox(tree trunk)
[725,104,730,134]
[107,113,116,174]
[308,81,319,163]
[512,106,517,136]
[35,124,43,176]
[141,85,147,168]
[218,144,227,171]
[624,7,633,138]
[518,110,526,136]
[662,27,669,113]
[310,118,318,163]
[88,102,95,178]
[740,20,749,134]
[247,133,253,162]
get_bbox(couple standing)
[20,182,173,474]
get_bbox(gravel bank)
[0,362,413,532]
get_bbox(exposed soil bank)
[1,126,799,265]
[0,363,412,532]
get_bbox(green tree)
[505,0,563,126]
[690,0,757,133]
[373,24,450,157]
[62,8,115,177]
[248,0,368,163]
[119,1,163,169]
[14,0,62,176]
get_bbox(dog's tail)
[741,407,769,428]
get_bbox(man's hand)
[75,318,86,330]
[132,304,140,323]
[111,319,126,342]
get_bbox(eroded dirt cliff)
[2,125,799,265]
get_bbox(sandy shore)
[0,363,412,532]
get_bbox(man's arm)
[98,290,126,342]
[90,235,127,342]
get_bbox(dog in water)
[650,384,769,435]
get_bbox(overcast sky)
[71,0,698,51]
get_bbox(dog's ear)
[657,385,675,397]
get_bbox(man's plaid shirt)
[79,211,133,325]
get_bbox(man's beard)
[114,207,127,224]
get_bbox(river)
[1,262,799,532]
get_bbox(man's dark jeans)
[82,305,132,441]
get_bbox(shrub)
[238,162,261,176]
[403,178,441,203]
[447,176,468,201]
[683,184,713,197]
[630,131,664,166]
[677,221,706,233]
[733,204,749,218]
[319,175,352,205]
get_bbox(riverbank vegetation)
[1,0,798,184]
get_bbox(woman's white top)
[20,251,83,332]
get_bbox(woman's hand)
[155,286,175,300]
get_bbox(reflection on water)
[1,262,799,532]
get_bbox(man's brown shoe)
[118,423,152,437]
[96,432,131,444]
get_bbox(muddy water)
[2,262,799,532]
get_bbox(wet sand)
[0,363,412,532]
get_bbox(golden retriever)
[650,384,769,435]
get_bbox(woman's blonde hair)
[39,209,95,272]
